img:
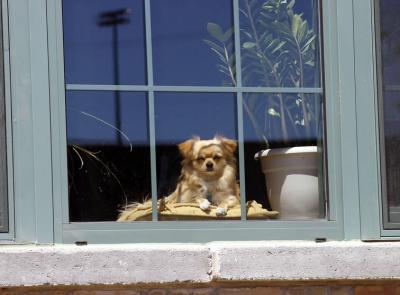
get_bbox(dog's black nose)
[206,161,214,170]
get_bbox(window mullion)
[144,0,158,221]
[233,0,247,221]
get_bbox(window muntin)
[376,0,400,228]
[62,0,326,223]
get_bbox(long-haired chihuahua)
[165,136,240,216]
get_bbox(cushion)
[117,198,278,221]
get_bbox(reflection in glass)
[239,0,321,88]
[66,91,151,221]
[243,93,326,219]
[151,0,235,86]
[154,92,241,220]
[62,0,147,85]
[0,72,6,232]
[243,93,323,146]
[377,0,400,226]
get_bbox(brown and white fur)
[165,136,240,216]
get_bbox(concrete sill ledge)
[1,241,400,287]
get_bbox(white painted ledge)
[1,241,400,287]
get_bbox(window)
[61,0,327,225]
[2,0,389,243]
[36,0,354,243]
[376,0,400,229]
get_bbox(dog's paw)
[199,199,211,211]
[216,207,227,216]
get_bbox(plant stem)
[224,46,236,86]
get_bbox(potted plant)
[204,0,324,219]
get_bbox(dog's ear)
[218,137,237,156]
[178,139,196,158]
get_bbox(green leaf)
[287,0,295,10]
[207,22,224,41]
[296,20,307,43]
[267,108,280,117]
[221,27,234,42]
[243,42,257,49]
[301,34,316,53]
[203,39,224,53]
[304,60,315,67]
[205,45,228,65]
[271,41,286,54]
[291,14,302,38]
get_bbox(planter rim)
[254,146,317,160]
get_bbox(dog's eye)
[213,155,221,160]
[197,157,205,162]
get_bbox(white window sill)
[1,241,400,287]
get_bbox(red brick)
[287,287,305,295]
[330,286,353,295]
[355,286,399,295]
[116,291,141,295]
[192,289,215,295]
[306,287,328,295]
[218,287,283,295]
[167,290,190,295]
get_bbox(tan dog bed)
[117,198,279,221]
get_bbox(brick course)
[4,284,400,295]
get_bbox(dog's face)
[178,136,237,179]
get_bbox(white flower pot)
[256,146,321,220]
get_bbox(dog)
[165,136,240,216]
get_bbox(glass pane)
[239,0,321,88]
[377,0,400,226]
[62,0,147,85]
[0,92,6,232]
[0,0,7,233]
[66,91,151,221]
[0,71,6,232]
[151,0,235,86]
[243,93,326,220]
[155,92,241,220]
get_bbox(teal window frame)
[0,0,13,241]
[0,0,8,234]
[50,0,344,243]
[357,0,400,240]
[2,0,390,244]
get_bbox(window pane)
[376,0,400,227]
[239,0,321,88]
[0,90,6,232]
[152,0,235,86]
[243,92,326,220]
[62,0,147,85]
[66,91,151,221]
[154,92,241,220]
[0,0,7,233]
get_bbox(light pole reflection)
[98,8,131,146]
